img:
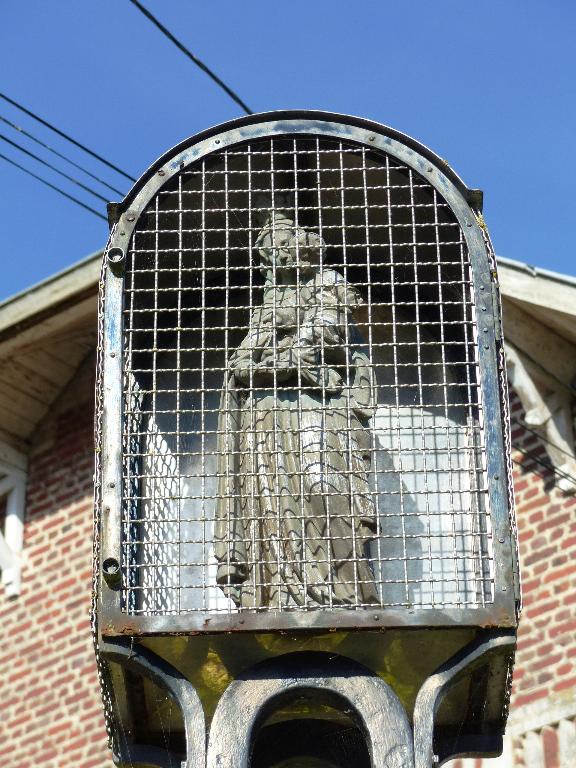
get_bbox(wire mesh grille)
[121,136,494,616]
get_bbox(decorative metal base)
[101,632,515,768]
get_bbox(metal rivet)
[484,344,489,349]
[215,139,221,144]
[483,328,489,333]
[158,169,165,176]
[373,614,380,621]
[498,536,505,543]
[502,586,507,592]
[494,474,500,480]
[479,285,485,291]
[127,214,135,222]
[427,166,433,173]
[109,482,115,489]
[368,135,375,142]
[482,306,487,311]
[467,222,473,227]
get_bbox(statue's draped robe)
[215,268,378,608]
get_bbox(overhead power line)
[127,0,253,116]
[0,153,107,221]
[512,442,576,489]
[0,114,125,197]
[0,132,109,203]
[511,415,575,463]
[507,339,576,398]
[0,91,136,183]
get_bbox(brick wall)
[510,388,576,710]
[451,386,576,767]
[0,365,573,767]
[0,360,112,768]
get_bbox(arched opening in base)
[250,696,371,768]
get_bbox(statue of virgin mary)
[214,212,379,608]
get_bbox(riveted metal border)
[98,113,518,637]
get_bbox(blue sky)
[1,1,575,301]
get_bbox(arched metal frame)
[97,111,519,637]
[99,638,515,767]
[206,653,414,768]
[101,639,205,768]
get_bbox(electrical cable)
[0,91,136,182]
[127,0,253,116]
[0,152,107,221]
[506,339,576,398]
[0,113,125,197]
[511,442,576,488]
[1,132,109,203]
[511,415,575,462]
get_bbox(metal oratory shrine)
[93,111,520,767]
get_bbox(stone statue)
[215,213,379,608]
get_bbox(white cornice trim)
[498,260,576,319]
[507,690,576,736]
[0,252,101,338]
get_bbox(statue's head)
[255,212,325,278]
